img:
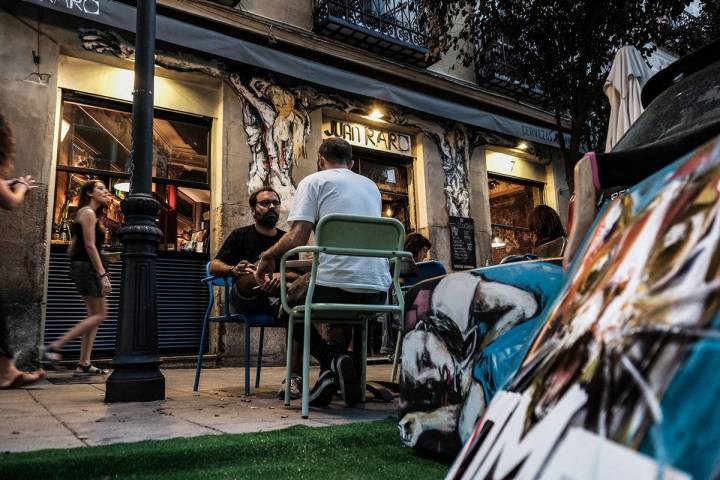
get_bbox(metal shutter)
[45,250,209,358]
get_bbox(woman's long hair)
[528,205,566,246]
[77,179,106,221]
[0,113,16,179]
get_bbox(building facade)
[0,0,570,367]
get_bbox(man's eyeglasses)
[257,200,281,208]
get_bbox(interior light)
[491,235,507,249]
[385,207,393,216]
[114,182,131,193]
[517,141,529,150]
[368,108,384,120]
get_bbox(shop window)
[52,95,212,253]
[488,175,543,264]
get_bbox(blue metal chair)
[193,262,280,396]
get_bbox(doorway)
[488,175,544,264]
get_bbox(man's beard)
[255,211,278,228]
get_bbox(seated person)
[210,187,301,396]
[527,205,567,258]
[255,138,391,408]
[404,232,432,263]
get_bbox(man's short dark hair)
[319,137,352,165]
[249,186,280,209]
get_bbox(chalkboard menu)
[449,216,477,270]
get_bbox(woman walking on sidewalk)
[42,180,112,377]
[0,113,45,389]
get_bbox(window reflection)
[59,101,209,183]
[53,96,211,254]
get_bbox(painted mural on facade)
[78,28,477,216]
[445,136,720,479]
[398,261,564,457]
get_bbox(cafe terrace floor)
[0,364,397,453]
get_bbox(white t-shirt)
[288,168,392,292]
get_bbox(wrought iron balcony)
[476,36,550,109]
[314,0,430,67]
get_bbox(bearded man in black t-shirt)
[210,187,300,315]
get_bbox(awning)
[18,0,569,148]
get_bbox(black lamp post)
[105,0,165,403]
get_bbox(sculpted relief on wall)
[79,28,491,217]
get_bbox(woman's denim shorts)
[69,261,103,298]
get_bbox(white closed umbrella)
[604,46,654,151]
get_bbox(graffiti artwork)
[78,29,479,216]
[446,135,720,479]
[398,261,564,457]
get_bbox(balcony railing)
[476,36,550,109]
[314,0,430,67]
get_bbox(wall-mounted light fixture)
[24,50,52,86]
[368,108,384,120]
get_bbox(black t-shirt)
[215,225,286,272]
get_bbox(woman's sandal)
[40,345,62,366]
[73,363,109,377]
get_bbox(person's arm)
[209,258,234,277]
[209,230,254,278]
[0,175,33,210]
[254,220,313,285]
[77,208,112,295]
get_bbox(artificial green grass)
[0,418,449,480]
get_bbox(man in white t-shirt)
[254,137,390,408]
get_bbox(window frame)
[53,91,213,253]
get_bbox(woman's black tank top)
[70,210,104,261]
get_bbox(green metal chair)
[279,214,411,418]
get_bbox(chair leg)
[301,313,312,419]
[285,314,294,407]
[360,320,367,403]
[193,310,212,392]
[391,325,404,383]
[244,322,251,397]
[256,327,265,388]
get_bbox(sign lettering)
[323,120,413,157]
[38,0,100,15]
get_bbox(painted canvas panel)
[398,261,564,457]
[446,135,720,480]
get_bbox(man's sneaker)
[333,355,362,407]
[308,370,337,407]
[277,374,302,400]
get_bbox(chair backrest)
[315,214,405,252]
[534,237,567,259]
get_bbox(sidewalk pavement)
[0,364,397,453]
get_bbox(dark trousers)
[285,285,385,373]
